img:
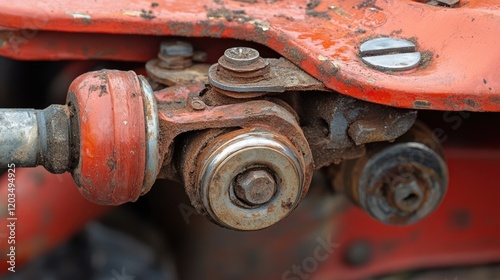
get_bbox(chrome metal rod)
[0,109,40,167]
[0,105,71,173]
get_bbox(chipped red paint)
[0,0,498,111]
[69,70,147,205]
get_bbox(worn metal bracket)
[208,57,328,94]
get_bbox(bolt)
[224,47,260,67]
[353,141,448,225]
[190,98,206,110]
[359,38,421,71]
[160,40,193,57]
[234,169,277,206]
[157,41,194,70]
[210,46,270,97]
[389,179,425,213]
[214,46,269,84]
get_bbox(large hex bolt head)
[234,169,277,206]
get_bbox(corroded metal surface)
[316,142,500,280]
[182,127,311,230]
[209,57,328,96]
[0,0,498,111]
[0,70,419,211]
[300,92,417,168]
[331,122,448,225]
[146,40,211,87]
[154,86,314,182]
[156,83,315,229]
[146,59,210,86]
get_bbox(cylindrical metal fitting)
[0,105,71,173]
[158,40,194,70]
[208,47,270,98]
[333,122,448,225]
[160,40,194,57]
[183,127,309,231]
[216,47,269,78]
[223,47,261,67]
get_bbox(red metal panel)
[0,0,498,111]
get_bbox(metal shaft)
[0,105,71,173]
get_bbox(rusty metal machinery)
[1,0,498,111]
[0,43,449,231]
[330,122,448,225]
[0,0,498,278]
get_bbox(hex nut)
[234,169,277,206]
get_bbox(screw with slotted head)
[234,169,277,206]
[359,38,422,71]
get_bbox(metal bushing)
[342,141,448,225]
[187,127,309,230]
[68,70,160,205]
[331,121,449,225]
[208,47,270,98]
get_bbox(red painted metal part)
[0,0,499,111]
[0,30,163,62]
[313,145,500,279]
[69,70,147,205]
[0,167,110,273]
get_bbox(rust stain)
[413,100,432,108]
[306,0,331,19]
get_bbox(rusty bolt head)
[190,98,206,110]
[160,40,193,57]
[224,47,260,67]
[234,169,277,206]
